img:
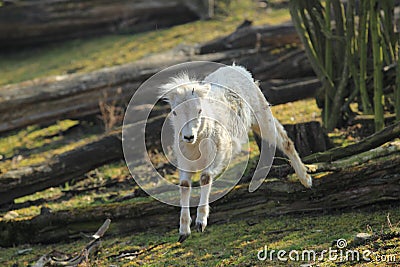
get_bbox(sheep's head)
[160,74,211,144]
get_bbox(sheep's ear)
[159,83,175,104]
[197,82,211,97]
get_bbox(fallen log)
[0,118,327,206]
[261,77,320,105]
[0,46,314,134]
[0,143,399,246]
[253,49,315,80]
[197,22,301,54]
[0,0,212,48]
[302,121,400,163]
[0,115,165,206]
[0,133,122,206]
[2,106,395,205]
[307,142,400,173]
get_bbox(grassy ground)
[0,207,399,266]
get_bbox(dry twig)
[33,219,111,267]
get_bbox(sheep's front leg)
[178,171,193,243]
[196,172,212,232]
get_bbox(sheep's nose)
[183,135,195,142]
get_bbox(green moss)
[0,120,78,157]
[0,119,104,174]
[14,187,62,205]
[96,161,130,180]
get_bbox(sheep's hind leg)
[178,171,194,243]
[196,172,212,233]
[274,118,312,188]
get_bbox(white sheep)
[159,65,312,242]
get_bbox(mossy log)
[0,31,315,134]
[0,115,165,206]
[0,133,122,206]
[0,0,212,48]
[0,144,399,247]
[302,121,400,163]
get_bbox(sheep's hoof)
[196,222,206,233]
[301,174,313,188]
[178,234,190,243]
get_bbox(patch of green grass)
[14,187,63,205]
[2,161,134,220]
[0,207,399,266]
[0,0,291,86]
[0,119,104,173]
[0,120,78,158]
[271,98,321,125]
[96,161,130,180]
[329,131,356,147]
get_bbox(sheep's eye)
[198,109,202,115]
[172,111,177,116]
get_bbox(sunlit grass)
[0,208,398,266]
[271,98,321,124]
[0,120,78,158]
[0,120,102,173]
[14,187,63,204]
